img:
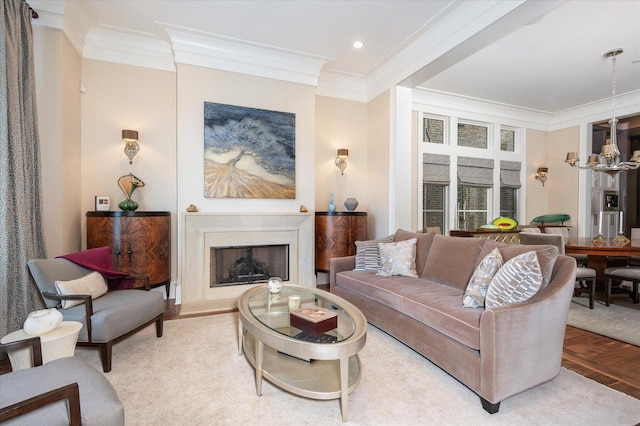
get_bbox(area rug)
[568,296,640,347]
[75,313,640,425]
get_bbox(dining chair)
[519,232,596,309]
[627,228,640,266]
[544,227,588,267]
[604,267,640,306]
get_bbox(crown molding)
[316,72,367,103]
[29,0,66,30]
[161,25,330,86]
[83,27,176,71]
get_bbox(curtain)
[0,0,46,338]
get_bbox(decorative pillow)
[485,251,543,309]
[463,248,503,308]
[498,245,558,289]
[376,238,418,277]
[55,271,108,309]
[354,235,394,271]
[423,235,486,289]
[394,229,435,278]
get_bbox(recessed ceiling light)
[352,41,364,49]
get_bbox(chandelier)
[565,48,640,177]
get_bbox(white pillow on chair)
[55,271,108,309]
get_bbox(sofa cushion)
[335,270,483,350]
[485,250,543,308]
[498,244,558,288]
[394,229,435,278]
[463,247,503,308]
[377,238,418,277]
[423,235,486,290]
[354,235,394,271]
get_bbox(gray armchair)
[28,257,164,372]
[0,337,124,425]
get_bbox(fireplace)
[210,244,289,287]
[181,212,314,314]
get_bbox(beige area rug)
[568,296,640,346]
[75,313,640,426]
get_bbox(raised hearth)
[181,212,313,314]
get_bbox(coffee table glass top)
[247,286,355,343]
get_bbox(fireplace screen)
[210,244,289,287]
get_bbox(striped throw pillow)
[354,235,394,271]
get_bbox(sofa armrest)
[329,256,356,290]
[478,255,576,404]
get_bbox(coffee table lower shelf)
[242,331,361,401]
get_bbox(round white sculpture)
[267,277,283,294]
[23,308,63,336]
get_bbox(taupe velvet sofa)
[330,230,576,413]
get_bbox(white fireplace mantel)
[181,212,314,314]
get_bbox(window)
[458,186,488,231]
[423,185,446,230]
[501,128,516,152]
[423,116,445,144]
[416,110,523,234]
[458,122,488,149]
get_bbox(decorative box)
[290,306,338,336]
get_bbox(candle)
[288,295,301,311]
[619,211,624,234]
[598,211,603,235]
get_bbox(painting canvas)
[204,102,296,198]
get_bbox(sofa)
[330,230,576,413]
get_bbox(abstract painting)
[203,102,296,198]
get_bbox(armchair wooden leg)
[100,343,113,373]
[156,315,164,337]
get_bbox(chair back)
[424,226,442,235]
[631,228,640,239]
[519,232,565,255]
[544,227,570,243]
[519,226,541,234]
[28,259,93,308]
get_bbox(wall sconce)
[122,130,139,165]
[535,167,548,186]
[335,149,348,175]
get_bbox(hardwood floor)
[3,297,640,404]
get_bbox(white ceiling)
[58,0,640,114]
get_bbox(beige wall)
[34,27,82,257]
[315,96,368,215]
[547,126,580,230]
[525,128,549,223]
[176,65,315,215]
[366,90,392,238]
[80,59,178,280]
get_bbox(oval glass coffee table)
[238,284,367,421]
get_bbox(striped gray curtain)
[0,0,46,338]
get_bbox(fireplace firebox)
[210,244,289,287]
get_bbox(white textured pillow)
[55,271,108,309]
[376,238,418,277]
[463,248,503,308]
[354,235,394,271]
[485,251,543,309]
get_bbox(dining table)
[564,237,640,290]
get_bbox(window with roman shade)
[457,157,494,187]
[500,161,521,188]
[423,153,450,184]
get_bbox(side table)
[1,321,82,370]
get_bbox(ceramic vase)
[23,308,63,336]
[344,198,359,211]
[328,193,336,214]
